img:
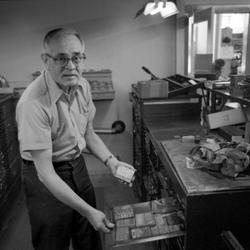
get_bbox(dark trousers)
[22,155,103,250]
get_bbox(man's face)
[42,35,85,88]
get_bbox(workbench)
[145,118,250,250]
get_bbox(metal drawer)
[106,198,185,249]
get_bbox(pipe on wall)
[94,120,126,134]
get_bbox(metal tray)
[106,198,184,248]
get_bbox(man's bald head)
[43,28,83,51]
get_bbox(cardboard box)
[207,108,246,129]
[137,80,169,98]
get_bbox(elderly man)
[16,28,134,250]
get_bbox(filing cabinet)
[0,94,21,231]
[130,83,201,202]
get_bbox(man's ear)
[41,54,50,70]
[41,53,48,64]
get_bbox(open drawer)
[105,197,185,248]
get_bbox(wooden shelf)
[92,91,115,101]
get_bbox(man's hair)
[43,28,83,49]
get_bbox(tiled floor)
[0,132,155,250]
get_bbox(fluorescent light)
[160,1,179,18]
[144,2,156,15]
[150,1,164,15]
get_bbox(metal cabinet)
[131,81,250,249]
[0,94,21,231]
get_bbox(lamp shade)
[150,1,164,15]
[143,2,156,15]
[160,1,179,18]
[142,0,179,18]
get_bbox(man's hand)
[86,207,114,233]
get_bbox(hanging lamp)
[142,0,179,18]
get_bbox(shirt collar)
[44,70,64,104]
[43,70,85,104]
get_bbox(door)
[189,7,215,76]
[214,12,249,76]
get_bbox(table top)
[161,139,250,195]
[145,118,250,195]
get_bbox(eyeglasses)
[45,53,87,67]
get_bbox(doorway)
[188,6,250,78]
[214,13,249,77]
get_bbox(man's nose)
[65,59,76,69]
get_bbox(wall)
[0,0,177,132]
[246,17,250,74]
[184,0,250,6]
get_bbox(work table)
[146,118,250,193]
[143,117,250,249]
[130,80,250,249]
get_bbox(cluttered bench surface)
[146,118,250,194]
[161,139,250,194]
[131,77,250,249]
[145,118,250,250]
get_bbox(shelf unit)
[130,79,201,202]
[0,94,22,231]
[82,70,115,101]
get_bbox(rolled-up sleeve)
[16,101,52,153]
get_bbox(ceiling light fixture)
[160,1,179,18]
[143,2,156,15]
[143,0,179,18]
[150,1,164,15]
